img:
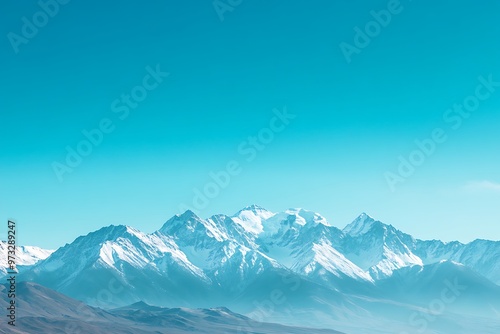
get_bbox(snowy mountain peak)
[158,210,204,235]
[79,224,131,244]
[0,242,54,278]
[238,204,270,213]
[95,224,149,241]
[232,205,275,234]
[178,209,201,220]
[359,212,372,219]
[343,212,378,236]
[284,208,332,227]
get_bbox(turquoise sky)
[1,0,500,248]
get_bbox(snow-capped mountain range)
[10,206,500,333]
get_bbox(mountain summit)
[343,212,376,236]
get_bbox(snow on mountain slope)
[159,210,258,254]
[157,209,282,290]
[452,239,500,285]
[413,239,464,264]
[22,224,213,307]
[231,204,275,234]
[253,208,373,287]
[15,245,54,265]
[414,238,500,285]
[32,224,204,280]
[342,214,500,285]
[341,214,422,279]
[343,213,376,236]
[291,239,373,283]
[258,208,332,238]
[0,241,53,277]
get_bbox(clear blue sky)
[1,0,500,249]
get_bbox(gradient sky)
[1,0,500,249]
